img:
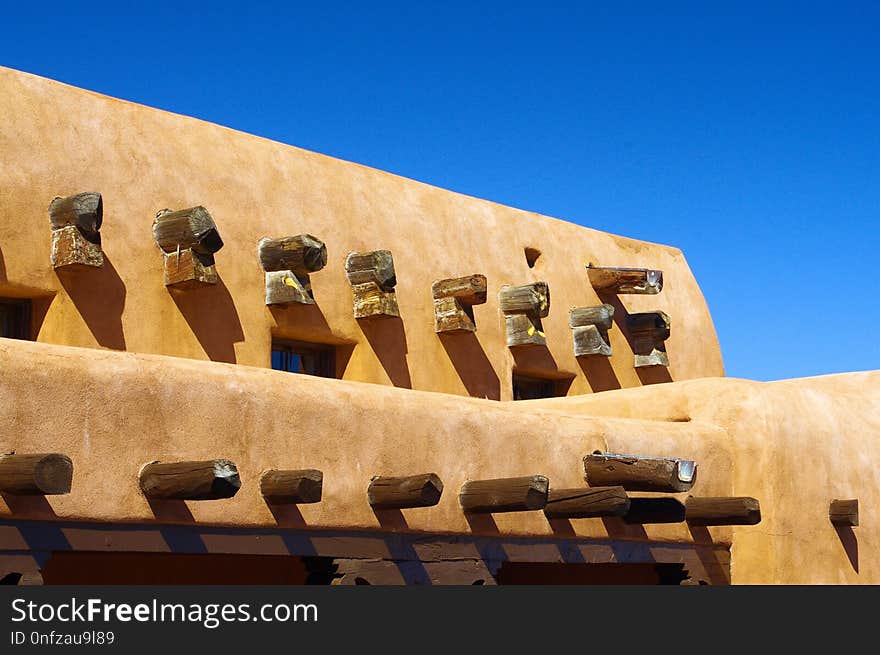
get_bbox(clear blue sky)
[3,3,878,381]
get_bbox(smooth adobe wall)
[528,372,880,584]
[0,66,723,399]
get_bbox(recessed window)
[271,340,336,378]
[512,373,565,400]
[0,298,31,340]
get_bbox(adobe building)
[0,66,874,584]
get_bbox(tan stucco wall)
[0,66,723,399]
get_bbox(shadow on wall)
[438,332,501,400]
[835,525,859,573]
[357,316,411,388]
[168,277,244,363]
[577,356,621,392]
[687,524,734,585]
[0,247,55,339]
[55,254,126,350]
[602,294,672,386]
[269,304,356,378]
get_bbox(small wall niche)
[524,247,542,269]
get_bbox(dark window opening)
[512,373,567,400]
[494,562,690,585]
[0,298,31,340]
[271,340,337,378]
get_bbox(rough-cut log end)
[685,496,762,526]
[368,473,444,509]
[48,192,103,241]
[829,499,859,527]
[260,469,323,504]
[587,265,663,295]
[264,271,315,305]
[163,249,218,288]
[431,275,488,305]
[499,282,550,318]
[569,304,614,329]
[153,206,223,255]
[345,250,396,292]
[543,486,629,519]
[0,453,73,496]
[623,498,686,524]
[258,235,327,274]
[505,314,546,348]
[51,225,104,269]
[584,452,697,493]
[572,325,612,357]
[351,281,400,320]
[459,475,549,513]
[433,297,476,333]
[139,460,241,501]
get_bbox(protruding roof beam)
[570,304,614,357]
[152,206,224,288]
[587,265,663,295]
[258,235,328,306]
[0,453,73,495]
[626,311,671,368]
[459,475,549,513]
[829,499,859,527]
[368,473,443,509]
[543,486,629,519]
[499,282,550,347]
[584,451,697,493]
[685,496,762,526]
[432,274,487,333]
[260,469,323,504]
[345,250,400,319]
[139,460,240,500]
[48,192,104,269]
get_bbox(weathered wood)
[258,235,327,274]
[685,496,761,526]
[569,304,614,330]
[433,296,475,333]
[139,460,240,500]
[48,192,102,241]
[368,473,444,509]
[350,281,400,320]
[829,499,859,527]
[50,225,104,269]
[264,271,314,305]
[163,248,217,288]
[587,265,663,295]
[260,469,323,504]
[152,206,223,257]
[624,498,686,524]
[431,275,487,305]
[344,250,396,292]
[626,311,671,367]
[0,454,73,495]
[505,314,546,347]
[584,452,697,493]
[498,282,550,317]
[543,486,629,518]
[459,475,549,513]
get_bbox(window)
[512,373,566,400]
[0,298,31,340]
[271,340,336,378]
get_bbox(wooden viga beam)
[0,453,73,495]
[139,460,241,500]
[570,304,614,357]
[584,451,697,493]
[543,486,629,519]
[499,282,550,347]
[685,496,762,526]
[626,311,671,368]
[152,206,224,288]
[459,475,549,513]
[48,192,104,269]
[432,274,487,333]
[587,264,663,295]
[829,499,859,527]
[258,235,328,306]
[344,250,400,320]
[260,469,323,504]
[368,473,444,510]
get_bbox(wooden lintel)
[829,499,859,527]
[260,469,323,504]
[152,206,223,256]
[499,282,549,318]
[543,486,629,519]
[258,235,327,275]
[368,473,444,510]
[623,497,686,524]
[626,311,671,368]
[587,265,663,295]
[0,453,73,496]
[459,475,549,513]
[139,460,241,500]
[685,496,762,526]
[584,451,697,493]
[48,192,102,242]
